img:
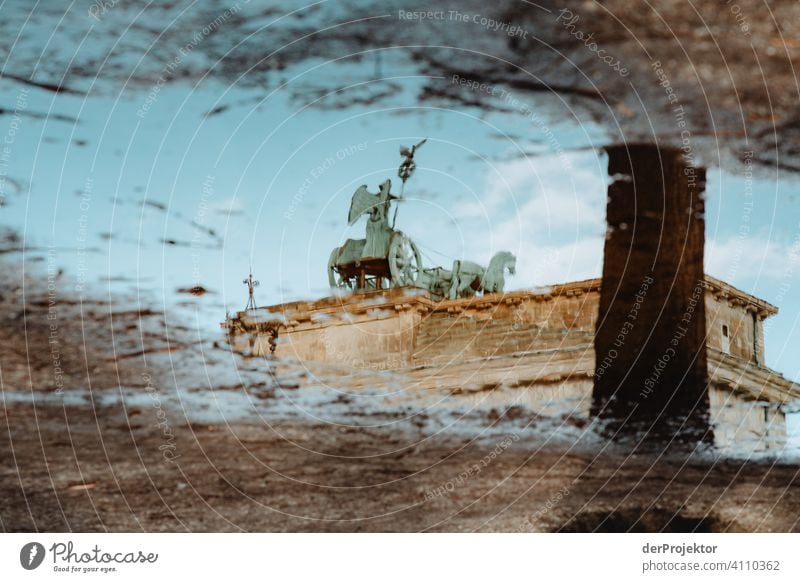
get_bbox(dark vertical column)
[592,144,710,444]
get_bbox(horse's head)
[480,251,516,294]
[491,251,517,275]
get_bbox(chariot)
[327,180,423,290]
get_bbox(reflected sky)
[1,1,798,383]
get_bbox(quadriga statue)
[326,140,516,298]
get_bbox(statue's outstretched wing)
[377,179,394,202]
[348,185,376,225]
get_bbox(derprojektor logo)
[20,542,46,570]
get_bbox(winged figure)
[346,179,396,258]
[347,179,395,225]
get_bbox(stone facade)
[704,275,774,365]
[224,276,798,452]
